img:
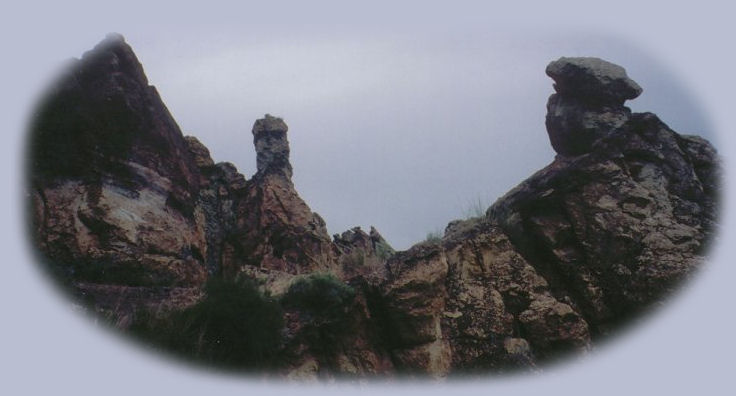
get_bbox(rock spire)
[252,114,292,179]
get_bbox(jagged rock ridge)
[27,36,719,379]
[29,33,207,297]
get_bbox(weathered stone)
[545,57,644,156]
[491,109,718,335]
[378,218,590,375]
[546,57,642,104]
[252,114,292,178]
[333,226,394,280]
[223,116,336,275]
[184,136,215,169]
[185,137,247,275]
[517,296,590,356]
[29,34,207,296]
[545,93,632,156]
[27,36,719,379]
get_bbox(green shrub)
[281,273,355,321]
[280,273,357,359]
[130,277,284,370]
[374,241,395,261]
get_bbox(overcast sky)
[46,29,712,250]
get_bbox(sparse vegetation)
[129,277,284,370]
[462,196,490,220]
[281,273,355,320]
[421,196,490,244]
[425,230,443,243]
[374,241,395,261]
[280,273,357,361]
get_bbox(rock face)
[491,111,719,334]
[27,35,719,379]
[29,34,208,295]
[184,136,246,275]
[376,218,592,376]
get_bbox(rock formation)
[27,36,719,379]
[225,115,337,276]
[545,57,642,156]
[252,115,292,178]
[28,34,208,320]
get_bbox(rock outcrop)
[252,115,292,178]
[490,110,719,334]
[367,57,717,376]
[377,220,591,376]
[27,36,719,379]
[545,57,642,156]
[184,135,246,275]
[224,115,336,275]
[29,33,208,296]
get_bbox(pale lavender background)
[1,1,734,395]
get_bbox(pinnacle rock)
[252,114,292,178]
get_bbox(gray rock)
[544,57,644,156]
[546,57,642,104]
[252,114,292,178]
[252,113,289,135]
[545,94,631,156]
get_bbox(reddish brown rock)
[29,34,208,295]
[375,219,590,376]
[333,226,394,281]
[491,112,719,336]
[219,115,337,275]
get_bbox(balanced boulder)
[545,57,642,156]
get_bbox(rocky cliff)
[27,36,719,379]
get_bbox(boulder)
[546,56,642,104]
[545,94,632,156]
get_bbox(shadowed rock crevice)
[27,37,719,379]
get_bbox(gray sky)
[98,30,713,250]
